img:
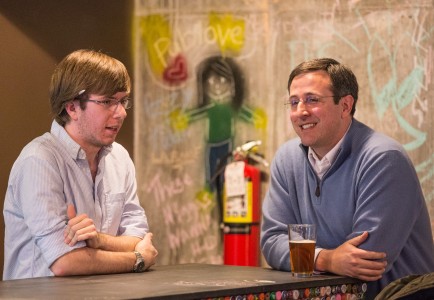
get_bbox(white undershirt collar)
[308,121,352,179]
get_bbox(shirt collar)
[308,120,352,174]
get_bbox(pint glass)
[288,224,316,277]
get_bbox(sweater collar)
[299,118,361,174]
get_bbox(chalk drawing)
[135,0,434,265]
[140,14,171,75]
[271,1,434,233]
[208,13,246,54]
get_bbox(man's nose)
[113,104,127,119]
[294,101,309,115]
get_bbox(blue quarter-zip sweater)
[261,119,434,297]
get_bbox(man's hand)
[316,232,387,281]
[135,233,158,270]
[64,204,99,248]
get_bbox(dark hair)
[288,58,358,115]
[49,49,131,126]
[196,56,244,111]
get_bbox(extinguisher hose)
[210,151,233,184]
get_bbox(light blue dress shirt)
[3,121,148,280]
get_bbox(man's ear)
[64,101,79,121]
[340,95,354,117]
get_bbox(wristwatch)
[133,251,145,273]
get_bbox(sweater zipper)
[312,148,341,198]
[315,182,320,197]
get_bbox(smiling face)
[289,70,353,159]
[65,91,128,155]
[205,71,233,103]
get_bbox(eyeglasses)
[82,97,132,111]
[285,95,335,110]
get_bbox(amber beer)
[289,240,316,276]
[288,224,316,277]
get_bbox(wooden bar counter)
[0,263,366,299]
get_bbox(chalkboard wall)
[134,0,434,266]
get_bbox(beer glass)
[288,224,316,277]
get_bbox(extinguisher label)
[224,161,245,197]
[223,180,253,223]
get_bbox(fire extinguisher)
[221,140,268,266]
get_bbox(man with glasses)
[3,49,158,280]
[260,58,434,298]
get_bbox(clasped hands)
[63,204,158,270]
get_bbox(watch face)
[133,251,145,272]
[137,261,145,271]
[137,261,145,272]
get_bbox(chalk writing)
[140,15,171,74]
[139,11,264,88]
[208,13,245,54]
[146,171,193,207]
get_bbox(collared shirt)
[308,141,341,180]
[3,121,148,280]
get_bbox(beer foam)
[289,240,315,243]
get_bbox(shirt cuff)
[314,247,325,274]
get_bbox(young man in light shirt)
[4,49,158,280]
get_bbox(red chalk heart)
[163,54,188,84]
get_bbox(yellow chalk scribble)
[140,14,172,75]
[209,13,245,54]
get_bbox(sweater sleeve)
[260,144,302,271]
[350,148,428,272]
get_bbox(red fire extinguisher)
[222,140,268,266]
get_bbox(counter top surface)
[0,263,363,299]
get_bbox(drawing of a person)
[171,55,266,212]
